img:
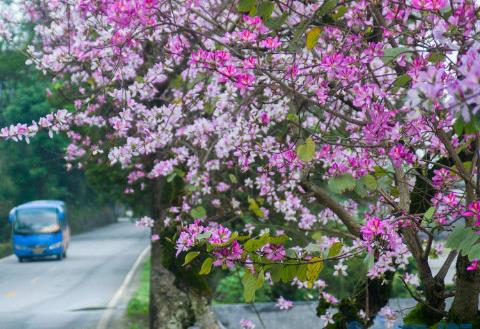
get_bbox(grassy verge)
[126,259,150,329]
[0,242,12,258]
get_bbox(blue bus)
[9,200,70,262]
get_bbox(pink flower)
[259,112,270,125]
[467,259,479,271]
[239,319,255,329]
[411,0,447,10]
[237,30,258,43]
[275,296,293,310]
[209,225,232,244]
[136,216,154,228]
[235,73,255,90]
[361,217,384,242]
[432,168,456,188]
[243,15,262,27]
[463,200,480,225]
[261,243,286,261]
[212,240,243,269]
[260,36,281,49]
[216,182,231,192]
[176,231,195,256]
[243,56,256,69]
[322,291,339,305]
[388,144,415,168]
[151,234,160,241]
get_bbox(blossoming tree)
[4,0,480,327]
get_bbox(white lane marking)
[96,245,150,329]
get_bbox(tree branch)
[301,181,361,237]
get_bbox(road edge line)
[96,244,151,329]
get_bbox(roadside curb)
[96,244,151,329]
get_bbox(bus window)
[14,208,60,234]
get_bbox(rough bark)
[149,179,220,329]
[449,255,480,322]
[150,234,193,329]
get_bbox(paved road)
[0,221,149,329]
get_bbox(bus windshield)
[14,208,60,234]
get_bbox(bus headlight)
[48,241,62,250]
[14,244,28,250]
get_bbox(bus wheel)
[56,253,63,261]
[62,250,67,258]
[18,257,24,263]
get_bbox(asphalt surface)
[0,221,149,329]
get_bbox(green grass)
[0,242,12,258]
[127,259,150,329]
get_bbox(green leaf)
[374,166,389,177]
[332,5,347,19]
[423,207,435,221]
[327,242,343,258]
[305,243,322,253]
[173,168,185,177]
[199,257,213,275]
[183,251,200,266]
[256,270,265,289]
[196,231,212,240]
[296,264,308,282]
[269,235,288,244]
[394,74,412,88]
[248,197,265,217]
[287,113,298,121]
[328,173,356,194]
[229,174,238,184]
[468,244,480,261]
[459,233,479,256]
[257,1,274,20]
[306,257,324,282]
[264,12,288,30]
[270,264,283,282]
[363,253,374,270]
[167,172,177,182]
[316,0,338,17]
[446,225,474,249]
[454,116,464,136]
[237,0,255,12]
[289,20,309,51]
[382,47,410,65]
[281,264,299,283]
[244,235,271,252]
[463,161,473,173]
[242,271,258,302]
[53,81,63,90]
[428,52,445,64]
[305,27,321,50]
[359,174,377,191]
[311,231,322,241]
[190,206,206,219]
[296,137,316,162]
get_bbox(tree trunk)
[150,235,193,329]
[149,179,220,329]
[449,255,480,322]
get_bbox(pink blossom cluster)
[136,216,154,228]
[275,296,293,310]
[239,319,255,329]
[463,200,480,226]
